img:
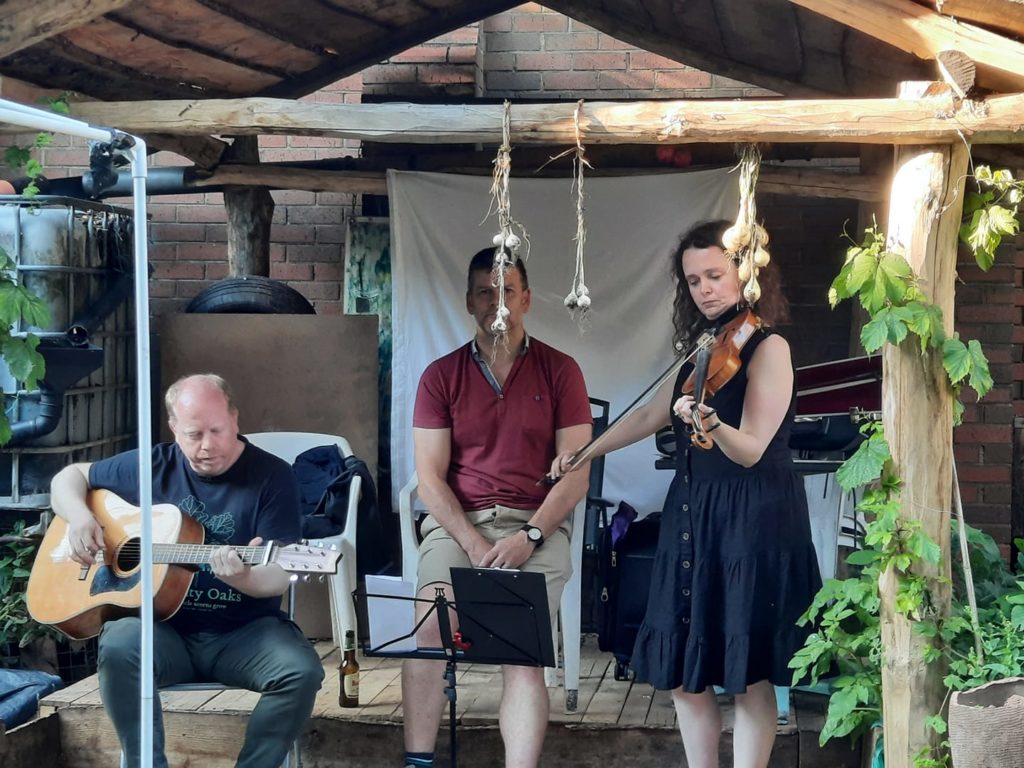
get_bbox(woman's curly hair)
[669,219,789,351]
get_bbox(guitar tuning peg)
[318,575,326,583]
[289,574,299,583]
[302,575,311,583]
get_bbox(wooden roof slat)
[0,39,227,101]
[790,0,1024,92]
[915,0,1024,40]
[62,18,282,94]
[0,0,134,59]
[111,2,323,78]
[62,93,1024,145]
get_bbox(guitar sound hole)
[117,539,141,572]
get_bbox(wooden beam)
[189,164,388,195]
[879,83,963,768]
[928,0,1024,40]
[187,162,881,201]
[144,133,228,171]
[0,0,134,59]
[63,92,1024,145]
[789,0,1024,92]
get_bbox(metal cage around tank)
[1,196,137,515]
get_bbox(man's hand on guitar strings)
[68,515,106,566]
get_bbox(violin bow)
[538,332,715,485]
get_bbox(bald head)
[165,374,243,477]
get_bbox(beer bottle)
[340,629,360,708]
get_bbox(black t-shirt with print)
[88,438,301,634]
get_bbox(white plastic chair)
[398,472,584,712]
[245,431,361,649]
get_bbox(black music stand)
[355,568,553,768]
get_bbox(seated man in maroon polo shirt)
[400,248,592,768]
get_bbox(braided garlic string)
[564,100,593,327]
[722,145,770,304]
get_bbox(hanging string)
[722,145,770,305]
[563,99,593,328]
[484,100,529,346]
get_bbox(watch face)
[526,526,541,541]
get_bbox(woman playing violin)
[551,219,821,768]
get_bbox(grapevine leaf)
[943,336,971,385]
[837,433,891,491]
[0,334,44,389]
[860,309,890,353]
[966,339,993,398]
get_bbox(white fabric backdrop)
[389,168,738,514]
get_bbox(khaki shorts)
[418,505,571,622]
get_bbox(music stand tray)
[448,567,554,667]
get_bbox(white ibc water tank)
[1,197,137,513]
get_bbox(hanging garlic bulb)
[722,223,750,255]
[737,259,753,283]
[743,276,761,305]
[753,246,771,268]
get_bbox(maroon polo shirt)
[413,336,591,511]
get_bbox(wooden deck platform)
[34,635,861,768]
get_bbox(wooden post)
[223,135,274,277]
[880,83,967,768]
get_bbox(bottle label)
[344,672,359,699]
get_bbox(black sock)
[405,752,434,768]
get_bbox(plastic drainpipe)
[0,99,155,768]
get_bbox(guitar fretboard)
[148,544,268,566]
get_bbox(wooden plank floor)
[42,634,796,733]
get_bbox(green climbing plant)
[788,172,1016,765]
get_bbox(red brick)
[597,34,633,50]
[513,13,568,33]
[270,189,316,205]
[178,243,226,261]
[981,484,1012,504]
[656,70,714,90]
[271,224,315,244]
[313,301,343,315]
[175,280,208,298]
[315,225,346,243]
[261,149,317,163]
[204,224,226,242]
[957,464,1011,483]
[259,135,287,148]
[289,136,345,148]
[151,223,207,242]
[177,204,225,223]
[153,261,204,280]
[314,262,343,281]
[957,304,1017,323]
[572,52,628,71]
[270,262,313,281]
[486,71,543,91]
[287,206,344,225]
[956,424,1012,443]
[485,32,543,53]
[448,46,478,66]
[483,52,515,71]
[516,52,573,71]
[543,32,599,51]
[204,262,228,280]
[629,51,685,70]
[286,244,342,263]
[540,71,598,91]
[362,64,418,84]
[417,65,475,85]
[482,13,512,32]
[149,280,176,299]
[598,70,656,91]
[291,280,340,300]
[389,46,450,65]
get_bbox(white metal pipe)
[0,101,112,142]
[0,98,154,768]
[130,136,154,768]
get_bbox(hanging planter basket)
[949,677,1024,768]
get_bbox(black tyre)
[185,276,315,314]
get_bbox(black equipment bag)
[596,506,661,680]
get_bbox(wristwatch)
[521,524,545,548]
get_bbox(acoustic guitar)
[26,489,341,640]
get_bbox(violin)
[681,308,763,450]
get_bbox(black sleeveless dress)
[629,309,823,693]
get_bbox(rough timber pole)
[223,135,274,277]
[880,83,965,768]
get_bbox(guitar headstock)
[272,540,342,575]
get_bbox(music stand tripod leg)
[434,588,459,768]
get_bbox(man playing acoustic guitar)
[49,373,324,768]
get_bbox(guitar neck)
[151,543,269,567]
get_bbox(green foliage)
[0,521,58,651]
[831,223,993,417]
[1,246,49,445]
[836,422,891,492]
[959,166,1022,270]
